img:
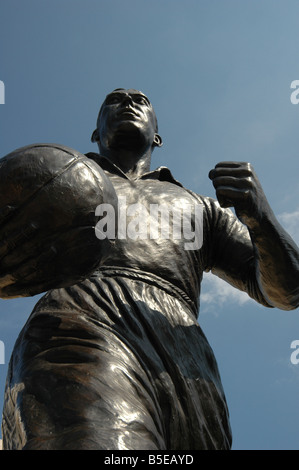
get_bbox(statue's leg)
[2,304,166,450]
[2,272,232,450]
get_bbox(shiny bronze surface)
[1,89,298,450]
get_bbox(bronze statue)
[1,88,299,450]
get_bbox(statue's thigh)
[2,310,166,450]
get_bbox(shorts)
[2,267,232,450]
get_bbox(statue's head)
[91,88,163,155]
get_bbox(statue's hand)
[0,214,50,297]
[209,161,272,225]
[0,206,112,299]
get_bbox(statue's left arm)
[209,161,299,311]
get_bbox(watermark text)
[290,80,299,104]
[0,80,4,104]
[0,340,4,364]
[103,453,194,466]
[95,198,203,251]
[290,340,299,364]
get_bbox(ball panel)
[0,144,84,211]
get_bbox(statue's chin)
[110,126,146,152]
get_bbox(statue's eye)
[134,96,148,105]
[106,95,121,105]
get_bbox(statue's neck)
[101,148,151,177]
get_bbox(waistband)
[92,266,198,318]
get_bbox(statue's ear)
[91,129,99,143]
[153,133,163,148]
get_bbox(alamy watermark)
[290,80,299,104]
[95,197,203,251]
[0,340,4,365]
[290,340,299,365]
[0,80,4,104]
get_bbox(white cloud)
[200,209,299,314]
[200,271,252,314]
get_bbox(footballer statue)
[1,89,299,450]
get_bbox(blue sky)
[0,0,299,450]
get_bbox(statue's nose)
[121,95,134,106]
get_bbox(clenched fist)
[209,161,272,225]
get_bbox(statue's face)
[96,89,160,152]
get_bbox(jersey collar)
[85,152,183,187]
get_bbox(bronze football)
[0,143,117,298]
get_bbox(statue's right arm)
[202,196,299,311]
[208,162,299,311]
